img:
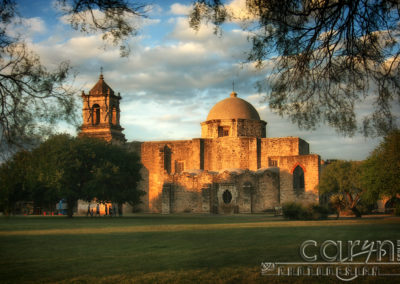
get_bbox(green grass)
[0,214,400,283]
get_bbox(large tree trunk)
[118,202,123,216]
[345,192,362,218]
[335,208,340,219]
[350,206,362,218]
[67,199,75,218]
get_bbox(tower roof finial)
[230,80,237,97]
[100,66,104,80]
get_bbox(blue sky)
[11,0,385,160]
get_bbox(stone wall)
[260,137,306,159]
[162,171,214,213]
[160,169,280,214]
[252,168,281,211]
[141,136,319,212]
[277,154,320,205]
[236,119,266,138]
[203,137,259,171]
[141,139,205,212]
[201,119,266,138]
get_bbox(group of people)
[86,203,119,217]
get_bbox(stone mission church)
[79,74,321,214]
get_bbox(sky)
[11,0,387,160]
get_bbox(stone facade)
[140,136,320,213]
[138,92,321,213]
[161,169,280,214]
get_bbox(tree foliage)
[361,129,400,201]
[190,0,400,137]
[0,150,32,214]
[57,0,147,56]
[0,134,144,217]
[319,160,363,217]
[0,1,76,155]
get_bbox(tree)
[0,1,76,156]
[190,0,400,137]
[0,150,32,214]
[319,160,364,217]
[329,193,346,219]
[85,141,143,213]
[0,0,146,155]
[362,130,400,203]
[29,134,143,217]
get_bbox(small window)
[268,158,278,167]
[175,160,184,174]
[218,126,229,137]
[222,190,232,204]
[111,107,117,125]
[163,145,171,174]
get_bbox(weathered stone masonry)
[139,92,321,213]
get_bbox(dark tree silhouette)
[190,0,400,137]
[57,0,147,56]
[362,130,400,202]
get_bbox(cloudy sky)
[13,0,387,160]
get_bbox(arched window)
[92,104,100,125]
[293,165,305,195]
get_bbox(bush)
[282,202,329,220]
[395,204,400,216]
[282,202,303,219]
[310,205,329,220]
[357,199,375,215]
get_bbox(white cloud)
[170,3,193,15]
[226,0,256,22]
[4,17,47,40]
[24,17,47,34]
[145,4,163,15]
[59,8,159,40]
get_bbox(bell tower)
[79,72,126,143]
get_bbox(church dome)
[206,92,261,121]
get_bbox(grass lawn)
[0,214,400,283]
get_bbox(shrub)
[395,204,400,216]
[282,202,329,220]
[310,205,329,220]
[357,199,375,215]
[282,202,304,220]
